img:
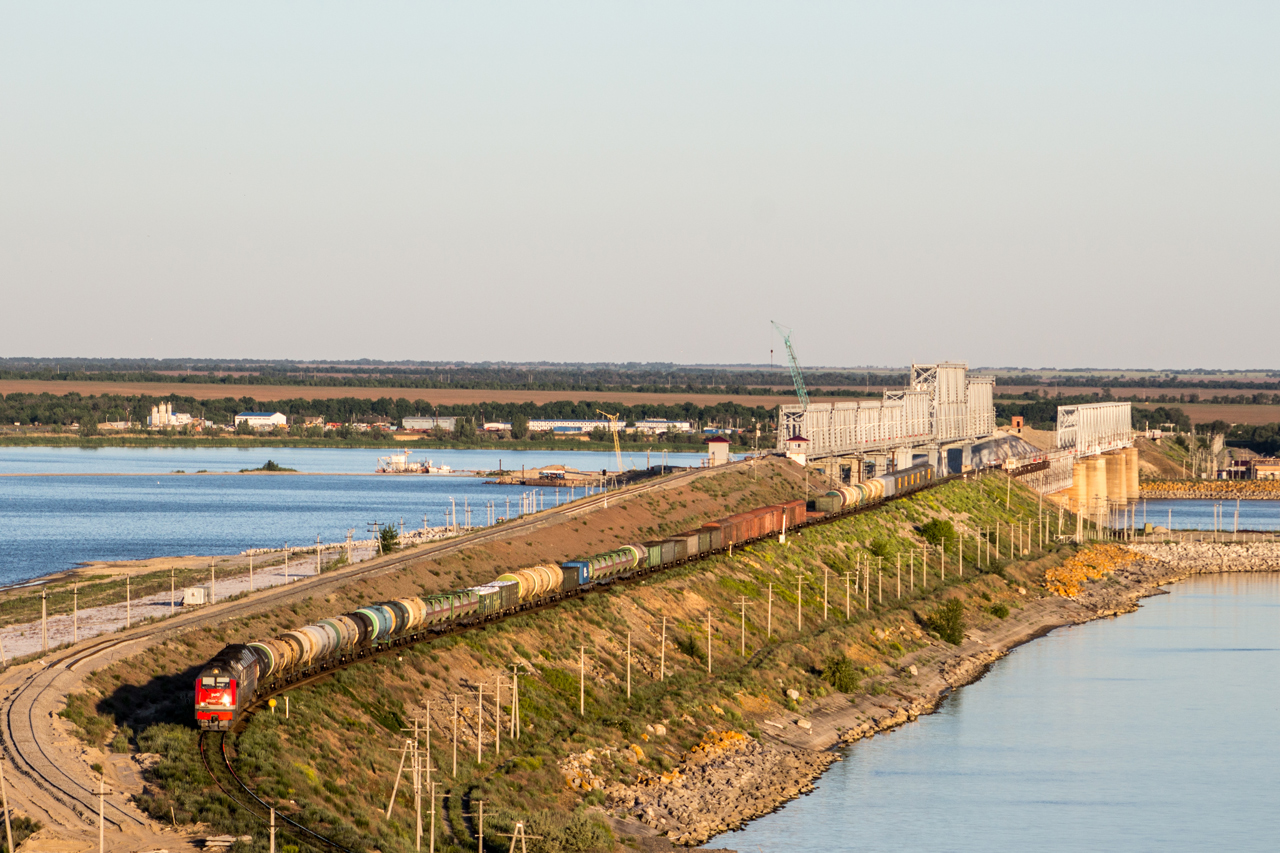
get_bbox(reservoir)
[707,573,1280,852]
[0,447,704,587]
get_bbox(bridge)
[775,362,996,481]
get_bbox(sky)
[2,3,1277,369]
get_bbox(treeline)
[994,372,1280,390]
[0,391,777,433]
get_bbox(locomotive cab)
[195,669,237,731]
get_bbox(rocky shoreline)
[604,542,1280,849]
[1139,482,1280,500]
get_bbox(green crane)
[771,321,809,411]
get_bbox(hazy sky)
[2,3,1276,368]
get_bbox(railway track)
[0,462,733,839]
[198,732,355,853]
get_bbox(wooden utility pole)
[738,598,748,657]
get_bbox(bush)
[919,519,956,546]
[989,603,1010,619]
[820,653,861,693]
[927,599,965,645]
[0,816,41,853]
[379,524,399,554]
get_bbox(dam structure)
[775,362,996,482]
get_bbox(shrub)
[919,519,956,546]
[820,653,861,693]
[989,603,1010,619]
[927,599,965,644]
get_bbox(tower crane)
[596,410,624,472]
[771,321,810,411]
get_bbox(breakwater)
[1140,480,1280,500]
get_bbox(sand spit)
[608,542,1278,848]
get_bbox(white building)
[403,416,458,431]
[634,419,694,435]
[234,411,287,430]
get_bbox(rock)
[710,704,724,715]
[786,688,800,700]
[907,665,918,676]
[654,724,667,736]
[646,723,655,733]
[796,719,812,730]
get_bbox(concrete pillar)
[1126,446,1140,498]
[1105,450,1127,504]
[927,446,940,472]
[1086,456,1107,518]
[894,447,913,471]
[1069,461,1088,512]
[961,443,973,470]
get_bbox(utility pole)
[494,677,502,757]
[626,633,632,698]
[896,554,901,598]
[823,569,828,621]
[843,572,851,618]
[249,552,254,591]
[127,573,132,627]
[738,598,748,657]
[477,684,485,762]
[270,808,276,853]
[796,576,803,631]
[170,567,175,615]
[878,557,882,605]
[578,647,586,716]
[98,775,105,853]
[285,543,289,583]
[41,587,47,652]
[73,584,79,643]
[1,735,13,853]
[706,611,712,675]
[317,535,322,575]
[452,695,458,776]
[660,616,666,681]
[209,561,214,606]
[766,584,773,638]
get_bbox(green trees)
[379,524,399,554]
[511,413,530,440]
[919,518,956,546]
[820,653,861,693]
[928,599,965,644]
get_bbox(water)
[0,446,701,475]
[707,574,1280,853]
[0,447,705,587]
[1139,499,1280,532]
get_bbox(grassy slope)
[68,465,1063,853]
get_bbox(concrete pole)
[940,545,945,581]
[495,678,501,757]
[285,545,289,583]
[98,775,104,853]
[249,552,254,591]
[897,554,901,598]
[1,743,14,853]
[626,633,631,697]
[767,584,773,637]
[878,558,882,605]
[74,584,79,643]
[126,573,132,628]
[170,567,175,615]
[823,569,828,620]
[270,808,276,853]
[864,564,869,609]
[660,617,666,681]
[843,573,851,619]
[739,598,747,657]
[452,695,458,777]
[910,552,915,593]
[41,588,47,652]
[796,576,802,631]
[476,800,484,853]
[706,611,712,675]
[579,646,586,716]
[477,685,484,761]
[317,535,322,576]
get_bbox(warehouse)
[233,412,287,430]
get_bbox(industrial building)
[234,411,287,430]
[402,416,458,431]
[148,403,193,429]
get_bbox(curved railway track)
[198,732,355,853]
[0,457,965,845]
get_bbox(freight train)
[196,464,936,730]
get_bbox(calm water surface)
[708,574,1280,853]
[0,447,704,586]
[1139,498,1280,531]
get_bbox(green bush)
[989,603,1010,619]
[927,599,965,645]
[820,653,861,693]
[0,816,42,853]
[919,519,956,546]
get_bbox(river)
[0,447,704,587]
[707,573,1280,852]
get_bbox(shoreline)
[610,543,1280,848]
